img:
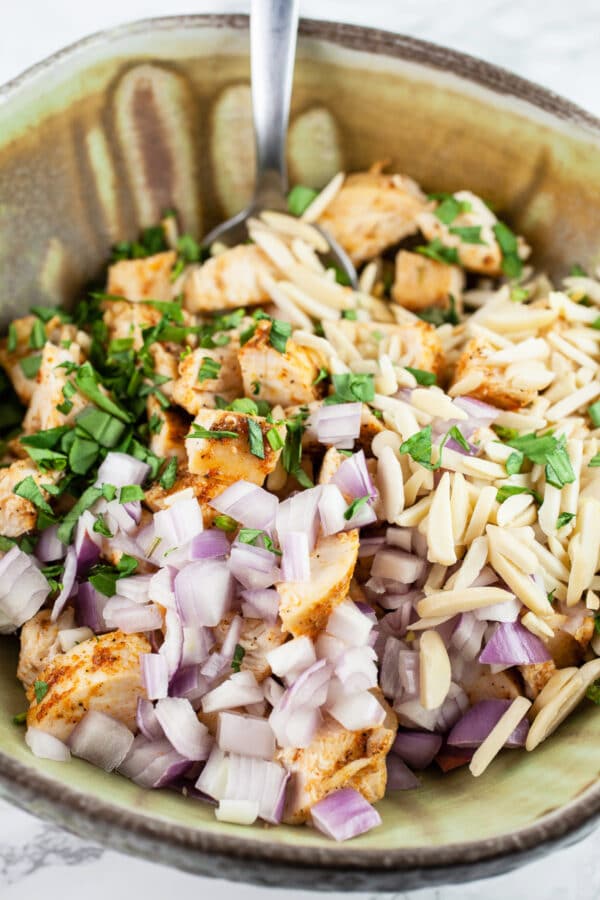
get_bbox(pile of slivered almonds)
[2,163,600,843]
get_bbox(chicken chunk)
[451,336,552,409]
[417,190,530,276]
[541,613,595,668]
[0,461,59,538]
[238,320,321,408]
[146,396,190,463]
[144,464,222,526]
[26,630,150,742]
[213,612,287,682]
[171,342,243,414]
[186,408,285,486]
[519,660,557,700]
[106,250,177,301]
[335,319,444,377]
[17,609,76,687]
[318,447,345,485]
[183,245,276,313]
[316,166,428,265]
[148,344,179,400]
[460,664,523,706]
[278,693,397,824]
[277,530,359,638]
[22,342,87,435]
[392,250,464,311]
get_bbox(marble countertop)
[1,1,599,897]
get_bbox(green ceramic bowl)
[0,14,599,892]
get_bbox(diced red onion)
[96,452,150,488]
[315,632,346,664]
[217,711,276,760]
[266,635,316,681]
[169,666,210,703]
[411,530,429,559]
[212,480,278,532]
[119,736,191,788]
[141,652,169,700]
[311,788,381,842]
[269,704,321,749]
[447,699,529,749]
[334,646,378,693]
[316,402,362,449]
[279,659,332,712]
[181,625,214,667]
[103,599,163,634]
[371,548,426,585]
[0,545,50,633]
[332,450,376,500]
[451,613,487,661]
[149,567,176,609]
[189,529,230,560]
[123,501,142,525]
[453,396,499,427]
[385,527,413,552]
[153,498,204,548]
[220,615,243,660]
[174,560,234,626]
[240,589,280,625]
[201,651,231,682]
[195,746,229,801]
[116,574,153,604]
[201,670,264,713]
[36,525,66,563]
[379,636,402,698]
[327,600,374,647]
[25,727,71,762]
[76,582,109,633]
[222,753,290,824]
[229,543,280,590]
[479,621,551,666]
[358,535,386,558]
[318,484,347,537]
[104,499,139,536]
[344,499,377,530]
[159,608,183,676]
[50,546,77,622]
[69,710,134,771]
[392,730,442,769]
[398,650,420,696]
[155,697,212,761]
[276,487,322,551]
[470,566,498,589]
[386,755,420,790]
[473,594,520,622]
[262,676,285,707]
[281,531,310,582]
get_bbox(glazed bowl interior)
[0,14,599,891]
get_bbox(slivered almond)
[521,611,554,640]
[526,659,600,751]
[488,548,550,617]
[567,497,600,605]
[496,492,534,527]
[485,526,539,575]
[538,483,561,537]
[427,472,456,566]
[470,697,532,776]
[259,211,329,252]
[450,472,470,547]
[530,667,579,719]
[411,388,468,421]
[463,486,498,544]
[377,445,405,523]
[410,615,453,631]
[586,589,600,611]
[447,536,488,591]
[301,171,345,223]
[546,381,600,422]
[419,630,452,710]
[396,494,433,527]
[417,587,514,619]
[423,563,447,595]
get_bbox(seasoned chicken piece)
[26,631,150,742]
[392,250,464,311]
[186,408,285,486]
[146,396,190,463]
[213,612,287,682]
[540,613,595,668]
[519,660,557,700]
[17,609,76,687]
[183,245,276,313]
[417,190,530,276]
[144,463,219,523]
[277,530,359,638]
[460,664,522,705]
[238,320,321,408]
[106,250,177,301]
[335,319,444,377]
[451,336,552,409]
[22,342,87,435]
[149,344,179,400]
[0,461,59,538]
[171,342,243,414]
[318,447,345,485]
[278,693,397,824]
[316,166,428,265]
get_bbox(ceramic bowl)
[0,14,599,892]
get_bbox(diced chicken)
[541,613,595,668]
[17,609,76,688]
[392,250,464,311]
[519,660,557,700]
[171,342,243,414]
[336,319,444,377]
[102,300,162,351]
[26,630,150,742]
[149,344,179,399]
[213,612,287,682]
[417,190,530,276]
[22,342,87,435]
[183,245,276,313]
[451,336,546,409]
[277,692,397,824]
[318,447,345,485]
[144,463,223,525]
[0,461,59,538]
[277,530,359,637]
[146,396,190,463]
[317,166,428,265]
[106,250,177,301]
[460,664,523,706]
[238,320,321,408]
[186,408,285,486]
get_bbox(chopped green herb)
[589,453,600,467]
[287,184,318,217]
[493,221,522,279]
[214,514,238,533]
[269,319,292,354]
[506,431,575,489]
[449,225,485,244]
[510,286,530,303]
[313,367,329,386]
[416,295,460,327]
[75,363,131,423]
[231,643,246,673]
[29,318,47,350]
[493,425,519,442]
[7,323,18,353]
[198,356,221,383]
[399,426,435,470]
[238,528,281,555]
[344,495,371,521]
[505,451,524,476]
[23,446,68,472]
[119,484,145,503]
[34,680,49,704]
[405,366,436,386]
[589,401,600,427]
[342,309,358,320]
[266,427,284,451]
[434,195,471,225]
[159,457,178,490]
[93,514,113,538]
[247,419,265,459]
[176,233,203,264]
[324,373,375,405]
[148,413,163,435]
[496,485,543,504]
[187,425,238,440]
[228,398,259,416]
[548,589,556,605]
[68,436,99,475]
[13,476,54,520]
[19,354,42,379]
[239,324,256,346]
[445,425,470,453]
[556,512,576,529]
[586,681,600,705]
[416,238,459,266]
[57,486,104,544]
[569,263,587,277]
[12,711,27,726]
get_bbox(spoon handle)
[250,0,299,209]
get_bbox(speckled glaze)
[0,14,599,892]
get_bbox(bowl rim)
[0,13,599,890]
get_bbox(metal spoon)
[202,0,358,288]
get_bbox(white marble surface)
[1,0,599,897]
